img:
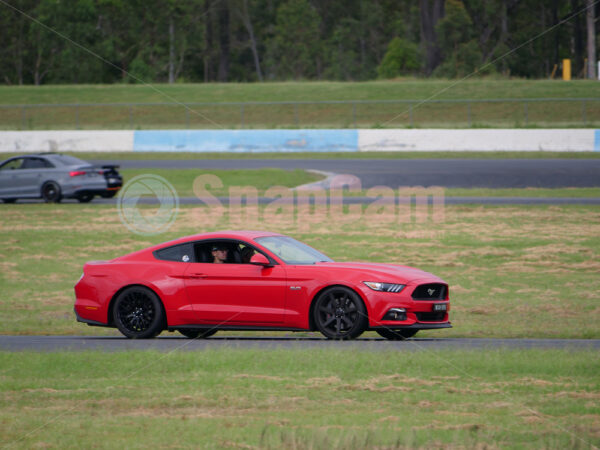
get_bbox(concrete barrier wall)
[0,131,134,153]
[0,129,598,153]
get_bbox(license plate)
[433,303,447,312]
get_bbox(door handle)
[187,273,207,279]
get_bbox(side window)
[154,243,194,263]
[0,158,24,171]
[192,240,270,264]
[21,158,53,169]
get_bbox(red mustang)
[74,231,451,340]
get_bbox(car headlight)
[363,282,405,293]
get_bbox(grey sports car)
[0,153,122,203]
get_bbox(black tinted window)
[21,158,53,169]
[154,243,194,262]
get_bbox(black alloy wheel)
[178,329,218,339]
[313,286,367,340]
[77,194,94,203]
[41,181,62,203]
[376,328,418,340]
[113,286,165,339]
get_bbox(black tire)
[1,198,16,204]
[77,194,94,203]
[178,329,218,339]
[376,328,419,340]
[313,286,368,340]
[41,181,62,203]
[113,286,165,339]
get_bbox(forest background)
[1,0,598,86]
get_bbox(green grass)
[0,349,598,449]
[2,79,600,104]
[0,201,599,338]
[1,79,600,129]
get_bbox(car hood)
[314,261,444,284]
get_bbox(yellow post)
[562,59,572,81]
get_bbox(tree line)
[0,0,598,85]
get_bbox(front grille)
[412,283,447,300]
[415,312,446,322]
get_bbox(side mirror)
[250,253,272,267]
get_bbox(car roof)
[167,230,286,246]
[115,231,286,261]
[2,153,89,165]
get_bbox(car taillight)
[69,170,86,177]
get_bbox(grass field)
[2,80,600,104]
[0,194,598,338]
[1,79,600,129]
[1,349,598,448]
[1,164,599,448]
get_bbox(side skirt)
[169,325,311,332]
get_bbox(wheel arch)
[308,283,369,332]
[107,284,168,328]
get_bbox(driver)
[211,245,228,263]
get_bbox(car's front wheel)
[1,198,16,203]
[178,329,218,339]
[113,286,165,339]
[41,181,62,203]
[376,328,418,340]
[313,286,367,340]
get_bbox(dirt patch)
[550,391,600,400]
[0,261,20,280]
[233,374,288,382]
[305,376,342,387]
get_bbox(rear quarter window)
[154,243,194,263]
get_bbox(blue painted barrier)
[133,129,359,152]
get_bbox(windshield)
[255,236,333,265]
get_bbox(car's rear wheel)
[376,328,418,340]
[113,286,165,339]
[77,194,94,203]
[178,329,218,339]
[313,286,367,340]
[41,181,62,203]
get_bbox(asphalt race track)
[91,158,600,189]
[1,335,599,352]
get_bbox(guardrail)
[1,98,599,130]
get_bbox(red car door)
[183,262,287,324]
